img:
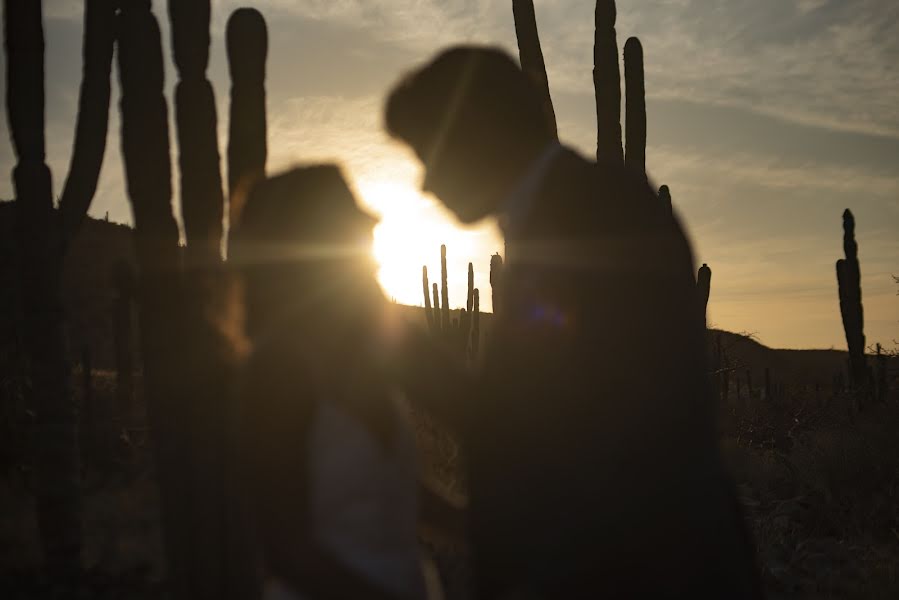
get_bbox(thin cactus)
[169,0,225,264]
[422,265,435,331]
[432,282,440,333]
[697,263,711,329]
[658,185,673,217]
[836,209,866,388]
[490,252,504,315]
[3,0,120,571]
[512,0,557,140]
[226,7,268,236]
[441,244,450,332]
[59,0,116,246]
[118,3,190,596]
[594,0,623,165]
[472,288,481,358]
[458,261,474,350]
[623,37,646,175]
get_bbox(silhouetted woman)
[232,165,436,600]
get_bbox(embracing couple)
[234,47,763,600]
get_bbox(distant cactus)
[623,37,646,175]
[697,263,711,329]
[490,253,504,315]
[512,0,557,140]
[441,244,450,332]
[226,7,268,234]
[594,0,623,165]
[422,265,435,332]
[836,209,866,387]
[658,185,673,217]
[472,289,481,358]
[59,0,116,245]
[432,282,440,330]
[458,262,474,349]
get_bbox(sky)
[1,0,897,350]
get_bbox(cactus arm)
[432,282,441,333]
[169,0,225,264]
[512,0,558,140]
[118,4,188,596]
[226,7,268,236]
[58,0,116,246]
[594,0,623,165]
[118,3,179,260]
[623,37,646,176]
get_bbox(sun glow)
[355,177,501,312]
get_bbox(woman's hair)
[231,164,380,340]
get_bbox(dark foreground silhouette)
[233,165,436,600]
[387,46,763,598]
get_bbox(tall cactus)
[836,209,866,387]
[226,7,268,235]
[117,3,194,597]
[623,36,646,175]
[169,0,225,265]
[697,263,711,329]
[594,0,623,165]
[512,0,557,140]
[4,0,116,571]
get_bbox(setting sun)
[355,174,501,313]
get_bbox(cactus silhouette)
[472,288,481,358]
[226,7,268,234]
[458,261,475,350]
[441,244,450,332]
[594,0,623,165]
[623,37,646,175]
[490,252,504,315]
[697,263,712,329]
[4,0,116,570]
[432,282,441,332]
[119,3,263,597]
[422,265,435,331]
[512,0,557,140]
[658,184,673,217]
[836,209,866,387]
[169,0,225,264]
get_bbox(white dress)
[264,393,441,600]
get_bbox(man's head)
[385,46,553,223]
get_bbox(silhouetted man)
[386,47,762,598]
